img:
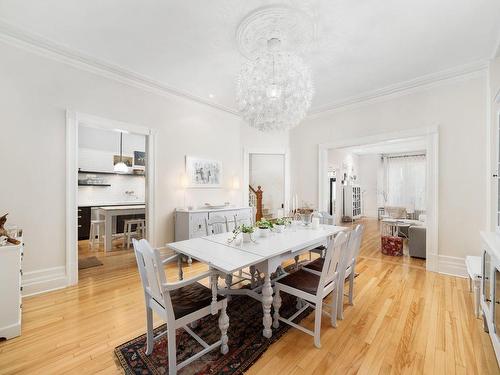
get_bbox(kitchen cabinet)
[480,231,500,365]
[0,239,23,340]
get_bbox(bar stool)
[123,219,146,248]
[89,207,105,248]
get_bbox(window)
[383,154,426,211]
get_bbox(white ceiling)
[337,137,427,156]
[1,0,499,113]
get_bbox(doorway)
[66,112,156,285]
[243,148,290,222]
[318,128,438,273]
[249,153,285,220]
[77,126,147,276]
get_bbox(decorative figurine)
[0,213,21,245]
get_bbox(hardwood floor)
[0,218,497,374]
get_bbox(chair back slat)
[234,211,253,227]
[133,239,166,304]
[351,224,365,259]
[205,215,229,235]
[319,231,349,290]
[345,224,364,267]
[338,224,364,282]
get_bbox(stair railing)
[249,185,263,222]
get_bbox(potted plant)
[228,224,255,244]
[274,217,290,233]
[240,224,255,243]
[256,219,273,237]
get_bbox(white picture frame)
[185,156,222,188]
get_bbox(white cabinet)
[342,185,362,221]
[175,207,253,241]
[480,231,500,365]
[0,239,23,340]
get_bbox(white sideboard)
[0,239,23,340]
[480,231,500,365]
[175,207,253,241]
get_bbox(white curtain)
[384,154,426,211]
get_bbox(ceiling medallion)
[235,6,315,132]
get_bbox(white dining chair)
[272,231,349,348]
[308,212,335,259]
[304,224,365,319]
[133,239,229,375]
[204,215,229,235]
[230,212,259,286]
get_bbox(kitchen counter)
[77,203,145,241]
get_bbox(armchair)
[133,239,229,375]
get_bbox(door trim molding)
[66,111,156,286]
[243,147,290,217]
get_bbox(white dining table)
[98,205,146,251]
[167,224,347,338]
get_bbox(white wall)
[357,154,380,218]
[327,149,359,183]
[488,56,500,230]
[0,41,288,293]
[249,154,284,217]
[291,74,488,264]
[78,175,145,206]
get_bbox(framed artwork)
[134,151,146,166]
[113,155,133,167]
[185,156,222,188]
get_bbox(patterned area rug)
[115,293,311,374]
[78,256,103,270]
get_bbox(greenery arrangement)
[227,224,255,243]
[256,219,273,229]
[274,217,291,226]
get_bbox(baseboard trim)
[22,266,68,297]
[0,322,21,340]
[438,255,467,278]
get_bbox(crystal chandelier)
[236,38,314,131]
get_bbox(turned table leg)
[261,272,273,338]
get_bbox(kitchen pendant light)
[113,132,128,173]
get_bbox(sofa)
[384,206,407,219]
[408,225,426,259]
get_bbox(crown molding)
[0,19,492,121]
[308,60,489,117]
[0,19,240,117]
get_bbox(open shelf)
[78,169,145,176]
[78,183,111,187]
